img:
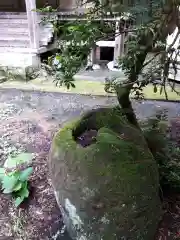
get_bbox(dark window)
[100,47,114,61]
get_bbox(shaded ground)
[0,88,180,239]
[156,195,180,240]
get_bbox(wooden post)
[113,18,121,68]
[86,48,95,68]
[25,0,40,50]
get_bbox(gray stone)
[49,107,161,240]
[0,76,6,83]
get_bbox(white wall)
[167,26,180,80]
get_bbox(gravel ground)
[0,88,180,239]
[0,88,180,121]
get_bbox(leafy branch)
[0,153,33,207]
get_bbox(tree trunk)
[116,49,149,128]
[116,85,140,128]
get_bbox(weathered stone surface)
[0,66,26,81]
[49,107,161,240]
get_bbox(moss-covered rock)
[49,107,161,240]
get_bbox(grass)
[0,79,108,95]
[0,78,180,101]
[142,85,180,101]
[11,208,28,240]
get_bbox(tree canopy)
[41,0,180,126]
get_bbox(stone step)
[0,47,31,53]
[0,12,27,19]
[0,52,40,68]
[0,47,36,53]
[0,46,48,54]
[0,28,53,37]
[0,40,50,48]
[0,35,29,41]
[0,27,29,34]
[0,22,28,28]
[0,12,49,20]
[0,19,28,24]
[0,39,29,48]
[0,13,54,48]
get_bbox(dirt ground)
[0,106,71,239]
[0,88,180,239]
[0,89,116,240]
[156,194,180,240]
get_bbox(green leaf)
[18,183,29,198]
[5,153,33,168]
[67,83,70,89]
[14,197,24,207]
[71,82,76,88]
[19,167,33,181]
[153,84,157,93]
[3,188,13,194]
[55,55,61,61]
[22,187,29,198]
[13,181,22,192]
[2,175,18,193]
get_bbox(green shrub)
[0,153,33,207]
[142,111,180,192]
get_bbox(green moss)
[142,117,180,192]
[50,107,161,240]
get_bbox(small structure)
[0,0,129,76]
[87,14,131,71]
[0,0,80,71]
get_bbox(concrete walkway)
[75,68,125,82]
[0,88,180,127]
